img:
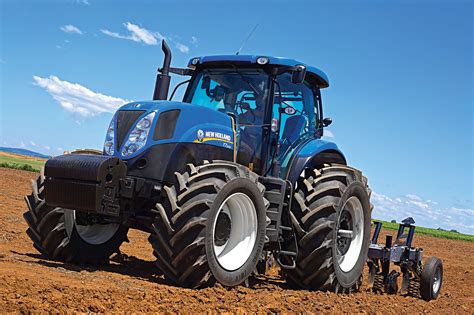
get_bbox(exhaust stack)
[153,40,172,100]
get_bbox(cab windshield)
[185,68,270,124]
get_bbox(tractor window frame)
[183,66,273,175]
[272,73,319,145]
[314,87,324,138]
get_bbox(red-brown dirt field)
[0,168,473,313]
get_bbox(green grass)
[375,219,474,242]
[0,155,45,172]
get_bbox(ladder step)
[279,250,297,257]
[265,191,281,196]
[280,226,292,231]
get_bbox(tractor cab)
[168,54,331,176]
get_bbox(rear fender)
[284,139,346,185]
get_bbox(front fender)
[283,139,346,184]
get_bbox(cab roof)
[188,55,330,88]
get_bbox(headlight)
[103,116,115,155]
[121,112,155,157]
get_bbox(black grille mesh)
[116,110,145,150]
[153,110,180,140]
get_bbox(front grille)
[116,110,145,150]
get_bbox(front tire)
[148,160,268,288]
[23,169,129,264]
[287,164,372,292]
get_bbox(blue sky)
[0,0,472,233]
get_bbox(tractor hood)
[111,101,235,160]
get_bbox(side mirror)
[291,65,307,84]
[323,117,332,127]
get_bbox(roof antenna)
[236,24,259,55]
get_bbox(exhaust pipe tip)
[153,39,172,100]
[161,40,172,75]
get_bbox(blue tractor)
[24,41,372,292]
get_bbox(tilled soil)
[0,168,472,313]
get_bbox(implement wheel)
[149,160,268,288]
[287,164,372,293]
[420,256,443,300]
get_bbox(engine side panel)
[116,101,235,183]
[116,101,236,160]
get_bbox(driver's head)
[212,85,226,102]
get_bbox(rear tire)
[287,164,372,292]
[148,160,268,288]
[420,256,443,300]
[23,169,128,264]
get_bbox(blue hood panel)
[116,101,235,160]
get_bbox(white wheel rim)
[433,267,441,293]
[212,192,257,271]
[336,196,364,272]
[64,210,120,245]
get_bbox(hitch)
[367,217,443,301]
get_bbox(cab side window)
[273,74,316,146]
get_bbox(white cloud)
[407,200,429,209]
[101,22,164,45]
[43,145,51,150]
[20,141,26,148]
[33,75,131,117]
[372,191,474,235]
[406,194,422,201]
[29,141,36,147]
[74,0,90,5]
[100,29,126,40]
[57,147,64,152]
[323,130,335,138]
[100,22,190,53]
[175,42,190,53]
[60,24,83,35]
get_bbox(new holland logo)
[195,129,232,145]
[197,129,205,142]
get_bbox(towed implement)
[26,40,377,292]
[368,218,443,301]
